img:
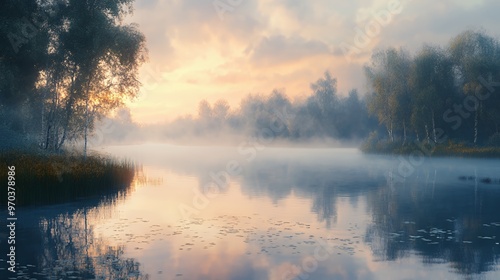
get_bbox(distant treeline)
[116,30,499,148]
[164,73,377,142]
[96,71,379,145]
[364,29,500,148]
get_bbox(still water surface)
[2,144,500,279]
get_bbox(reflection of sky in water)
[2,145,500,279]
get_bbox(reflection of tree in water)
[0,174,149,280]
[166,151,500,275]
[365,168,500,277]
[236,160,384,227]
[134,168,164,187]
[38,207,149,279]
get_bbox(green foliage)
[365,48,413,142]
[0,0,146,154]
[364,29,500,150]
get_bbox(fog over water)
[3,144,500,279]
[107,144,500,279]
[2,1,500,279]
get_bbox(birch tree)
[449,30,500,144]
[37,0,146,155]
[411,45,455,143]
[365,48,412,143]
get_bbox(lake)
[2,144,500,279]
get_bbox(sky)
[124,0,500,124]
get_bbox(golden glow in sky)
[125,0,498,124]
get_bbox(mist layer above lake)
[3,144,500,280]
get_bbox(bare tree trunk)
[83,74,93,160]
[58,93,76,151]
[84,97,89,160]
[389,120,394,142]
[40,92,46,148]
[392,122,394,142]
[474,109,478,145]
[54,123,60,151]
[43,108,53,150]
[432,111,437,143]
[403,120,407,145]
[58,69,79,152]
[425,124,430,143]
[44,125,51,150]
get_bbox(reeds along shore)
[0,152,136,206]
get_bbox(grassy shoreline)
[0,151,136,206]
[362,141,500,158]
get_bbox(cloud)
[126,0,500,123]
[247,35,330,66]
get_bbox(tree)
[198,99,212,120]
[0,0,50,141]
[448,30,500,144]
[338,89,370,139]
[36,0,147,155]
[411,45,455,143]
[212,99,230,123]
[308,71,339,137]
[389,48,413,144]
[239,94,266,133]
[264,89,292,137]
[365,48,412,143]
